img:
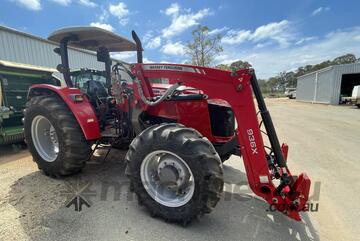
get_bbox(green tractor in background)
[0,62,107,146]
[70,68,107,92]
[0,60,61,145]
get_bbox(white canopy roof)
[48,26,138,52]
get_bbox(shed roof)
[297,62,360,80]
[297,66,333,79]
[0,25,129,64]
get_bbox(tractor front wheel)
[125,123,224,224]
[24,95,91,177]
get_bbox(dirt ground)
[0,98,359,241]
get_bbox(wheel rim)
[140,150,195,207]
[31,115,59,162]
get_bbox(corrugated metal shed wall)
[0,26,106,77]
[297,67,335,104]
[296,72,317,102]
[331,63,360,104]
[315,68,335,103]
[297,63,360,105]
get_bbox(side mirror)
[97,48,110,63]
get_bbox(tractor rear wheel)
[24,95,91,177]
[125,123,224,224]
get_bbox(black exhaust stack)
[131,31,143,64]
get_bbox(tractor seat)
[85,80,109,99]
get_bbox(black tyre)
[112,140,130,150]
[24,95,91,177]
[220,153,232,163]
[125,123,224,224]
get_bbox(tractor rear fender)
[27,84,101,140]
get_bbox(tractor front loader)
[24,27,310,224]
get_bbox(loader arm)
[132,63,311,221]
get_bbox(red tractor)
[24,27,310,224]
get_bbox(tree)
[186,25,223,66]
[215,60,252,71]
[215,64,231,71]
[257,79,269,93]
[333,53,357,65]
[229,60,252,71]
[284,71,297,88]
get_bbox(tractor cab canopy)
[48,26,138,52]
[47,26,143,88]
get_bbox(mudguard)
[28,84,101,140]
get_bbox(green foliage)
[257,78,270,93]
[215,64,231,71]
[186,25,223,67]
[215,60,252,72]
[229,60,252,71]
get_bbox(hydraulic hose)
[115,63,181,106]
[133,77,181,106]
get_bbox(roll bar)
[50,27,143,88]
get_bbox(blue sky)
[1,0,360,78]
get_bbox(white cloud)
[208,27,229,35]
[14,0,41,10]
[142,31,153,43]
[78,0,96,8]
[161,3,211,38]
[222,20,293,47]
[354,35,360,41]
[143,57,154,63]
[214,54,238,64]
[250,20,291,45]
[109,2,129,25]
[50,0,71,6]
[109,2,129,18]
[312,6,330,16]
[111,52,136,62]
[295,36,317,45]
[90,22,114,32]
[161,42,186,56]
[164,3,180,16]
[222,30,251,44]
[146,36,162,49]
[98,10,110,24]
[255,42,272,49]
[119,18,129,26]
[216,27,360,78]
[143,31,162,49]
